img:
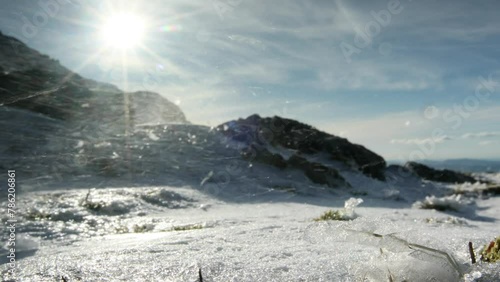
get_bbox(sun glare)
[100,13,145,50]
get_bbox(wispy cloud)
[390,136,452,145]
[461,131,500,139]
[479,140,499,146]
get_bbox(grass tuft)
[25,208,52,221]
[481,236,500,263]
[314,210,349,221]
[172,224,203,231]
[81,189,106,212]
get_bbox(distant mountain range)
[387,159,500,173]
[419,159,500,173]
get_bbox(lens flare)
[159,24,182,32]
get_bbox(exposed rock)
[404,162,478,184]
[485,185,500,195]
[241,145,287,169]
[238,144,347,188]
[287,154,348,188]
[218,114,386,180]
[386,164,415,179]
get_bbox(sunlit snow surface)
[1,177,500,281]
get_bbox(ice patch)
[148,130,160,141]
[75,140,85,148]
[200,171,214,187]
[304,222,463,281]
[94,141,112,148]
[465,263,500,282]
[3,234,39,253]
[424,216,468,225]
[343,197,364,220]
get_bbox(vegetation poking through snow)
[133,224,155,233]
[112,223,155,234]
[172,224,203,231]
[481,236,500,263]
[25,208,52,221]
[198,268,203,282]
[81,189,106,212]
[452,182,500,197]
[314,198,363,221]
[114,225,129,234]
[314,209,349,221]
[413,195,470,212]
[469,242,477,264]
[424,216,468,225]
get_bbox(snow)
[1,178,500,281]
[477,172,500,184]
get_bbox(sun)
[100,13,146,50]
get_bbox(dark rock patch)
[287,154,348,188]
[404,161,478,184]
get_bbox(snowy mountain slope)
[0,31,68,75]
[0,32,186,127]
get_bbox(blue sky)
[1,0,500,160]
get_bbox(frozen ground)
[1,176,499,281]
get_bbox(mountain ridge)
[0,31,187,126]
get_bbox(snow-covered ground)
[1,175,499,281]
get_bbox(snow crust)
[2,180,500,281]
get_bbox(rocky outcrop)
[218,114,386,180]
[240,146,288,169]
[287,154,348,188]
[404,162,478,184]
[240,145,348,188]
